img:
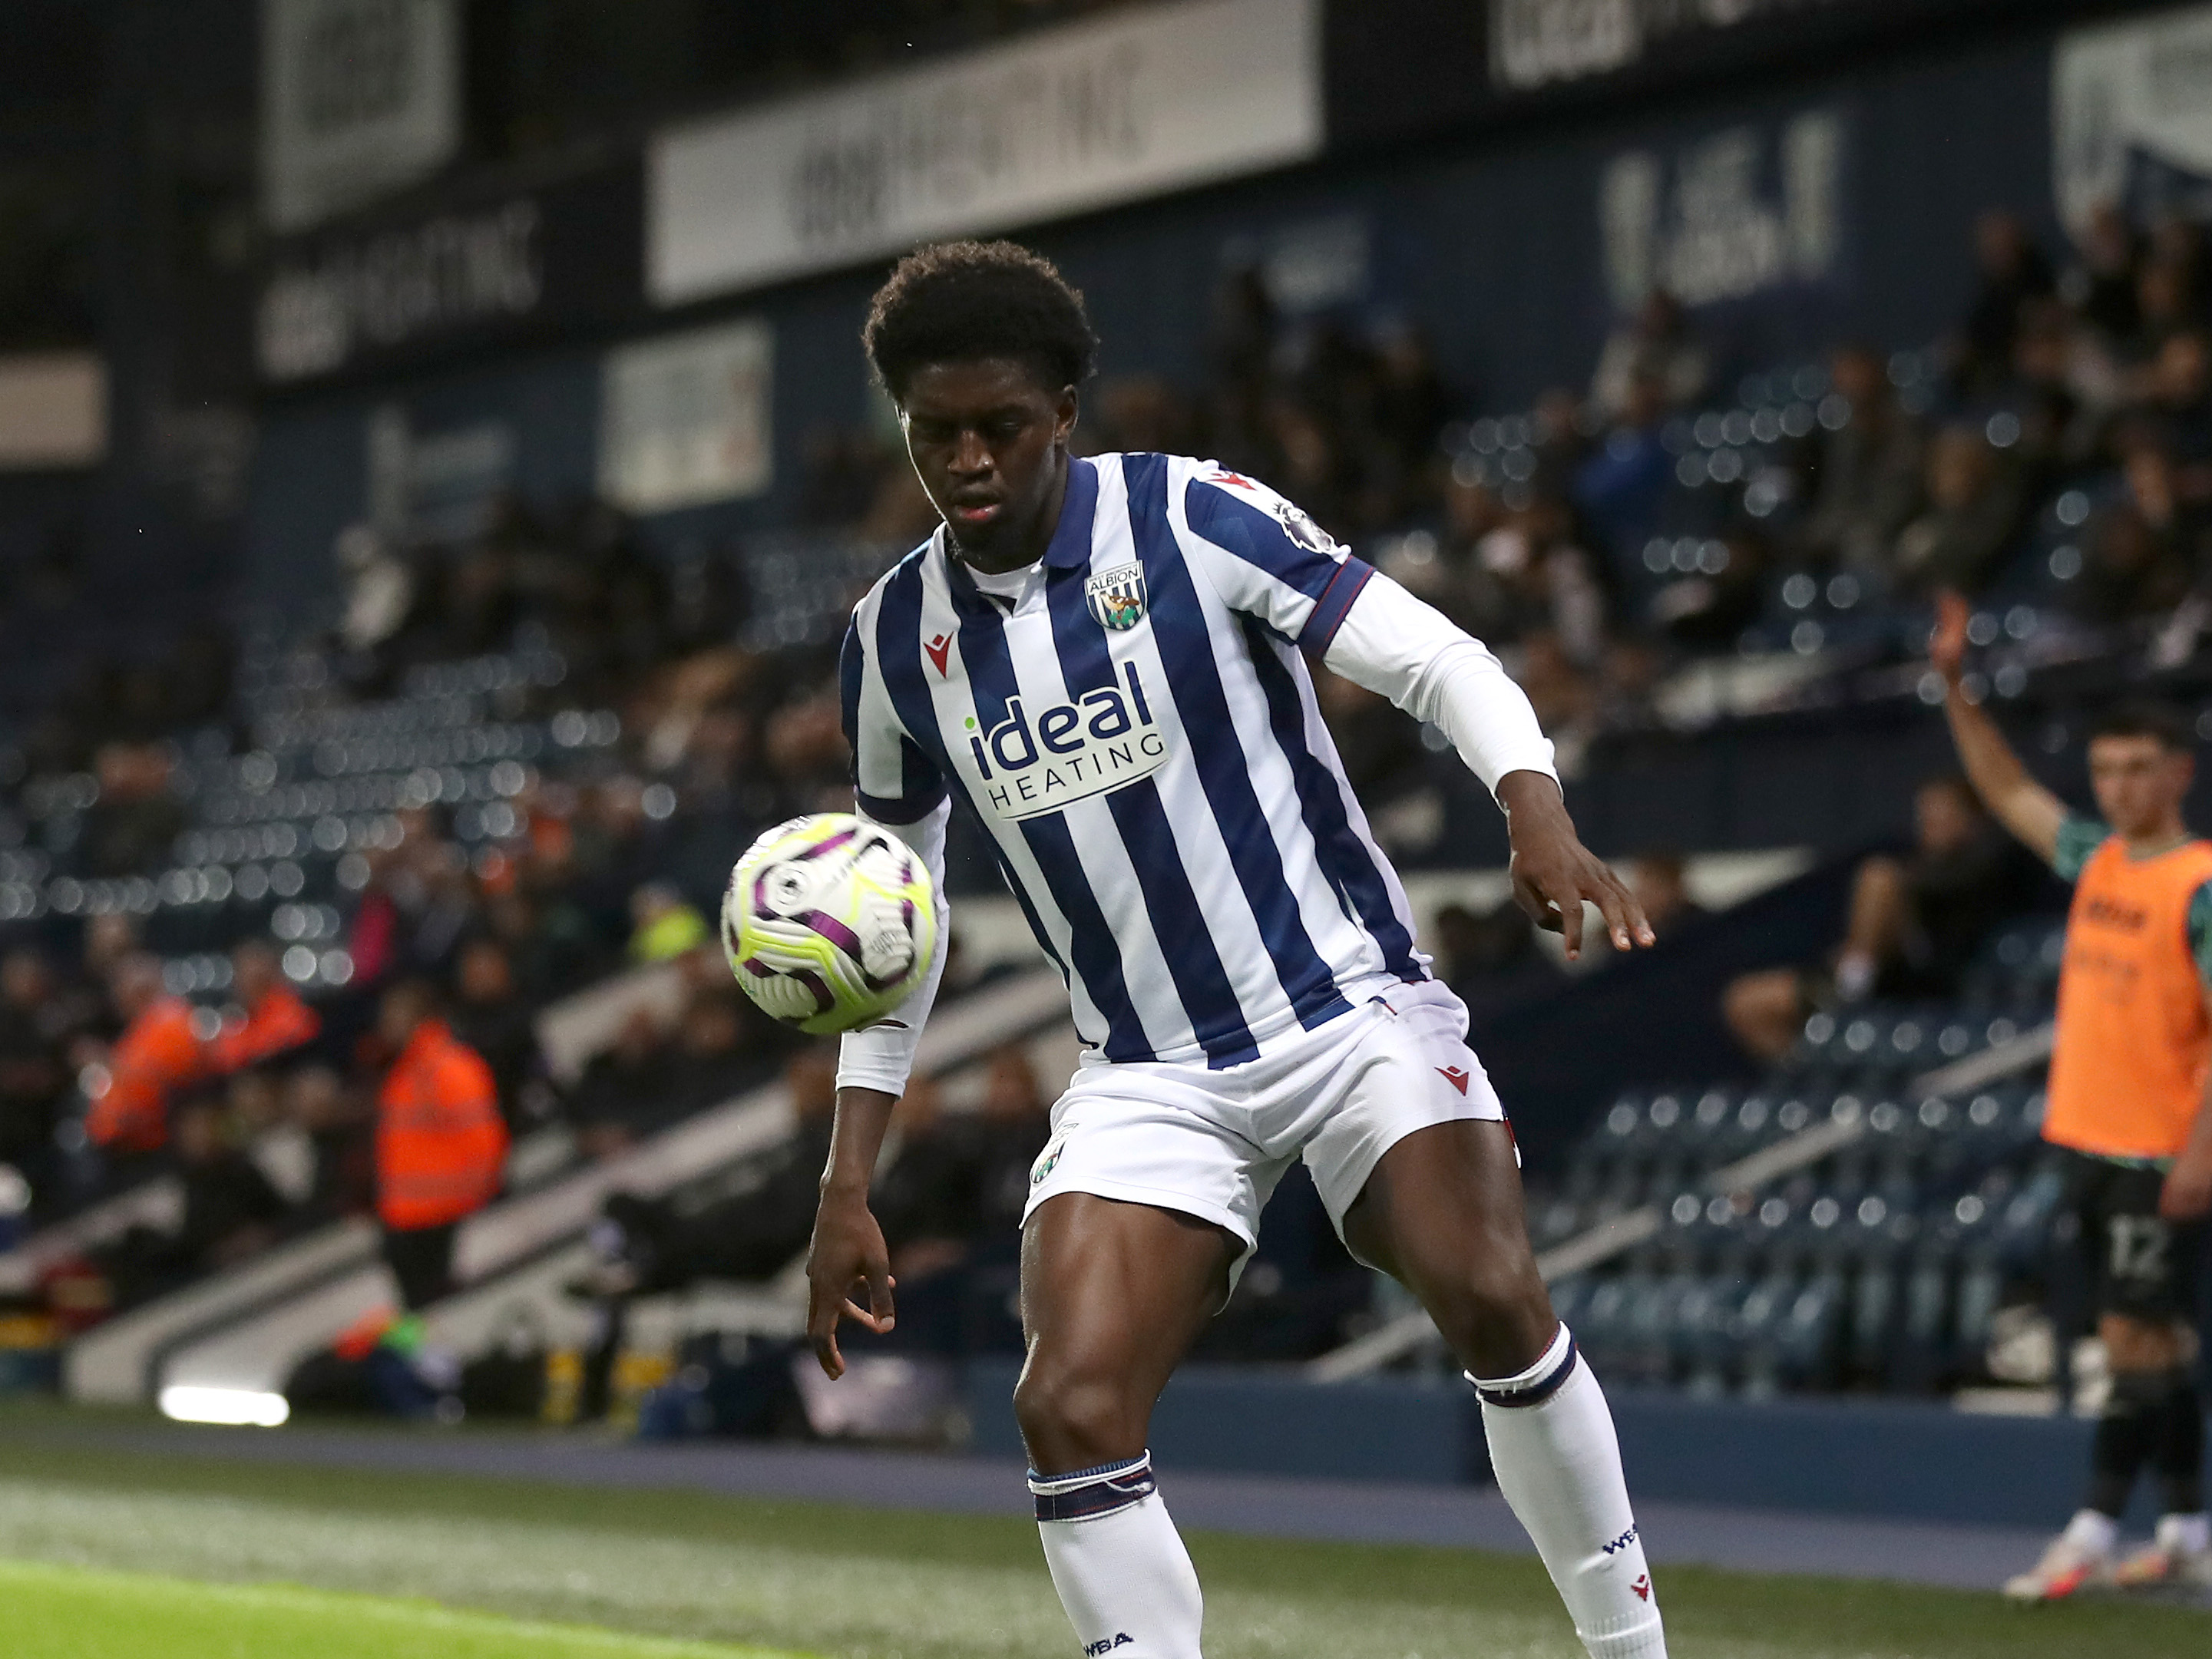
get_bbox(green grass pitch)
[0,1423,2204,1658]
[5,1559,795,1659]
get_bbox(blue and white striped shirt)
[840,451,1440,1070]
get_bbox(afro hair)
[863,240,1098,404]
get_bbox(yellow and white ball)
[722,813,937,1036]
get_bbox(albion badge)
[1083,563,1149,631]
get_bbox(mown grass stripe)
[2,1556,808,1659]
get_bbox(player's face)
[900,359,1078,572]
[2088,734,2194,838]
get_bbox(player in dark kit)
[808,242,1666,1657]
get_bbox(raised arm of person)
[1929,590,2067,864]
[1178,463,1652,960]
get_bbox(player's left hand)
[2160,1157,2212,1221]
[1496,771,1654,962]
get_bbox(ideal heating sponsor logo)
[966,663,1167,822]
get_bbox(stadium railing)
[75,967,1072,1406]
[1309,1003,2060,1385]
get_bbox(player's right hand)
[804,1191,895,1380]
[1929,590,1969,686]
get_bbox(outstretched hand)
[1496,771,1655,962]
[804,1190,896,1380]
[1929,590,1969,687]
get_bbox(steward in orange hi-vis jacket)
[375,980,507,1309]
[205,940,322,1075]
[85,956,206,1153]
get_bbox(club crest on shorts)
[1084,563,1148,631]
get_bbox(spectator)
[1431,899,1560,1023]
[98,1096,286,1305]
[1648,523,1769,648]
[169,1097,287,1272]
[1625,851,1704,935]
[2131,252,2200,360]
[205,940,322,1076]
[663,986,765,1119]
[289,1063,374,1220]
[448,937,545,1125]
[2137,329,2212,481]
[874,1043,1050,1280]
[568,1006,673,1160]
[332,523,417,658]
[1892,423,2027,596]
[1794,344,1926,577]
[1723,775,2036,1062]
[0,950,68,1202]
[1956,210,2054,394]
[627,883,710,963]
[1313,669,1427,808]
[1575,371,1676,580]
[84,953,204,1160]
[570,1045,841,1297]
[81,742,185,879]
[2072,496,2197,628]
[374,979,508,1310]
[1590,289,1708,421]
[2060,200,2143,344]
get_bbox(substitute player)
[806,243,1665,1659]
[1929,593,2212,1596]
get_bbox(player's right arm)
[1930,590,2066,864]
[808,608,951,1378]
[807,1083,899,1380]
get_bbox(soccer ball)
[721,813,937,1036]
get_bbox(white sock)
[2156,1511,2210,1555]
[2062,1507,2118,1558]
[1475,1326,1666,1659]
[1031,1452,1203,1657]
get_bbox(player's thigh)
[1340,1119,1548,1314]
[2088,1160,2197,1329]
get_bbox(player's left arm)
[1326,573,1654,960]
[2162,889,2212,1221]
[1179,465,1649,958]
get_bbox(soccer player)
[809,242,1666,1658]
[1928,593,2212,1596]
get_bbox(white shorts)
[1021,979,1505,1281]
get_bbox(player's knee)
[1013,1358,1146,1470]
[1429,1239,1552,1376]
[2101,1312,2184,1372]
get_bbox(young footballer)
[809,242,1666,1657]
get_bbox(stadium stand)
[4,0,2211,1441]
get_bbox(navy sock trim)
[1030,1453,1157,1522]
[1472,1332,1579,1409]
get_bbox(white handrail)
[1304,1021,2057,1384]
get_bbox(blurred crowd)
[8,190,2212,1381]
[772,202,2212,807]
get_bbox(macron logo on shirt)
[967,661,1167,822]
